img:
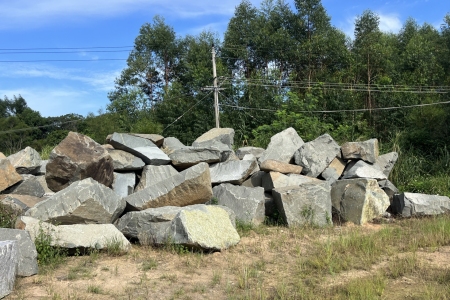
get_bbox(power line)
[221,100,450,113]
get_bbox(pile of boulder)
[1,127,450,298]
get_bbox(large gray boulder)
[135,165,179,192]
[0,229,38,277]
[0,159,22,193]
[116,204,236,239]
[212,184,265,225]
[260,159,303,174]
[116,205,240,251]
[374,152,398,178]
[341,139,379,163]
[3,175,45,198]
[262,172,320,192]
[331,178,390,225]
[235,147,265,160]
[0,240,18,299]
[25,178,125,225]
[7,146,41,175]
[125,162,212,210]
[45,132,114,192]
[112,173,136,198]
[342,160,387,180]
[294,134,340,178]
[168,147,222,169]
[259,127,304,164]
[209,160,257,185]
[108,149,145,171]
[109,132,170,165]
[17,216,130,252]
[241,171,265,188]
[192,128,234,150]
[272,182,332,227]
[391,193,450,217]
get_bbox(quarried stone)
[109,132,170,165]
[45,132,114,192]
[131,133,164,147]
[0,229,38,276]
[272,182,332,227]
[0,240,18,299]
[7,146,41,174]
[235,147,265,160]
[294,134,340,178]
[212,184,265,225]
[259,127,304,164]
[342,160,387,180]
[391,193,450,217]
[134,165,179,192]
[192,128,234,149]
[112,173,136,198]
[0,159,22,193]
[262,172,320,192]
[321,156,346,184]
[25,178,125,224]
[168,147,221,168]
[3,175,45,198]
[260,159,303,174]
[331,178,390,225]
[125,162,212,210]
[209,160,257,185]
[341,139,379,163]
[108,149,145,171]
[375,152,398,178]
[17,217,130,252]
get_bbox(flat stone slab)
[341,139,379,163]
[294,134,340,178]
[262,172,321,192]
[17,217,131,252]
[212,184,265,225]
[331,178,390,225]
[342,160,387,180]
[7,146,41,175]
[0,229,38,276]
[192,128,234,149]
[109,132,170,165]
[272,182,332,227]
[391,193,450,217]
[0,240,18,299]
[260,159,303,174]
[259,127,304,164]
[108,149,145,171]
[0,159,22,193]
[209,160,257,185]
[168,147,222,169]
[135,165,179,192]
[125,162,212,210]
[25,178,126,225]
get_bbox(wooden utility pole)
[212,45,220,128]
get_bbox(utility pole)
[212,45,220,128]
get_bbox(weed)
[211,270,222,286]
[34,223,67,267]
[142,258,158,271]
[87,285,102,294]
[236,220,254,236]
[104,237,126,256]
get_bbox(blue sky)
[0,0,448,117]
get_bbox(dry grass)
[6,214,450,300]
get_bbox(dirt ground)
[5,223,450,300]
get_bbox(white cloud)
[0,63,121,92]
[378,13,402,33]
[0,0,250,30]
